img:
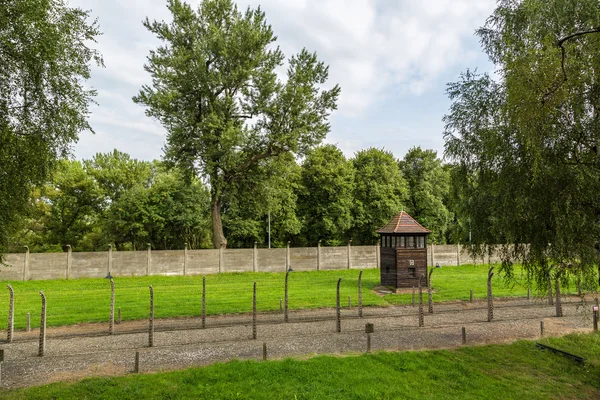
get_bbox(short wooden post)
[202,276,206,328]
[461,327,466,344]
[109,278,115,335]
[284,270,289,323]
[365,323,374,353]
[262,342,267,361]
[487,267,494,322]
[118,307,122,324]
[134,351,140,373]
[358,270,363,318]
[252,282,257,340]
[555,275,563,317]
[26,313,30,332]
[279,298,283,313]
[7,285,14,343]
[592,306,598,332]
[23,245,29,281]
[66,244,72,280]
[183,243,188,276]
[39,291,46,357]
[146,244,152,276]
[348,296,351,309]
[336,278,342,333]
[418,276,424,327]
[540,320,544,337]
[411,287,415,306]
[469,289,473,303]
[148,285,154,347]
[0,349,4,361]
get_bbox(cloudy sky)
[69,0,497,162]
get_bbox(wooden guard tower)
[377,211,431,288]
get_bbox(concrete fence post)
[547,267,554,306]
[487,267,494,322]
[431,244,435,267]
[183,243,188,276]
[109,278,115,335]
[418,276,424,327]
[148,285,154,347]
[39,291,46,357]
[26,313,30,332]
[7,285,14,343]
[375,244,380,268]
[336,278,342,333]
[146,244,152,276]
[358,270,363,318]
[428,268,434,314]
[107,244,113,277]
[555,274,563,317]
[284,270,289,323]
[252,282,257,340]
[66,244,72,280]
[317,240,322,271]
[347,240,352,269]
[456,244,461,266]
[219,244,224,273]
[23,246,29,281]
[253,242,257,272]
[202,276,206,328]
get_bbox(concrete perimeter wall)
[0,244,504,281]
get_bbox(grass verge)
[1,333,599,399]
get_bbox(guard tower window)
[399,236,405,247]
[407,236,414,248]
[417,236,425,248]
[392,236,396,248]
[409,267,416,277]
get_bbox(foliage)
[134,0,340,248]
[443,0,600,288]
[0,0,102,253]
[298,144,354,246]
[351,148,407,245]
[400,147,452,244]
[4,334,600,399]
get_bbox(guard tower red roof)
[376,211,431,234]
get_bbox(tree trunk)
[211,196,227,249]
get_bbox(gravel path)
[0,296,594,389]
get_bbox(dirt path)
[0,296,594,389]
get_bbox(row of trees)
[4,146,461,252]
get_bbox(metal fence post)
[428,267,434,314]
[358,270,363,318]
[336,278,342,333]
[39,291,46,357]
[202,276,206,328]
[148,285,154,347]
[109,278,115,335]
[284,270,289,323]
[487,267,494,322]
[252,282,257,340]
[7,285,14,343]
[418,276,424,327]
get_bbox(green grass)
[0,265,590,330]
[2,333,599,399]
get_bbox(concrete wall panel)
[0,253,25,281]
[224,249,254,273]
[71,252,107,279]
[187,249,219,275]
[289,248,317,271]
[257,249,286,273]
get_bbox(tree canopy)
[134,0,340,249]
[0,0,102,253]
[443,0,600,288]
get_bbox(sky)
[69,0,498,162]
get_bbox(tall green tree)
[351,148,407,245]
[134,0,340,249]
[443,0,600,287]
[400,147,452,244]
[0,0,102,252]
[298,144,354,246]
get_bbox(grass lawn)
[0,265,591,330]
[1,333,599,399]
